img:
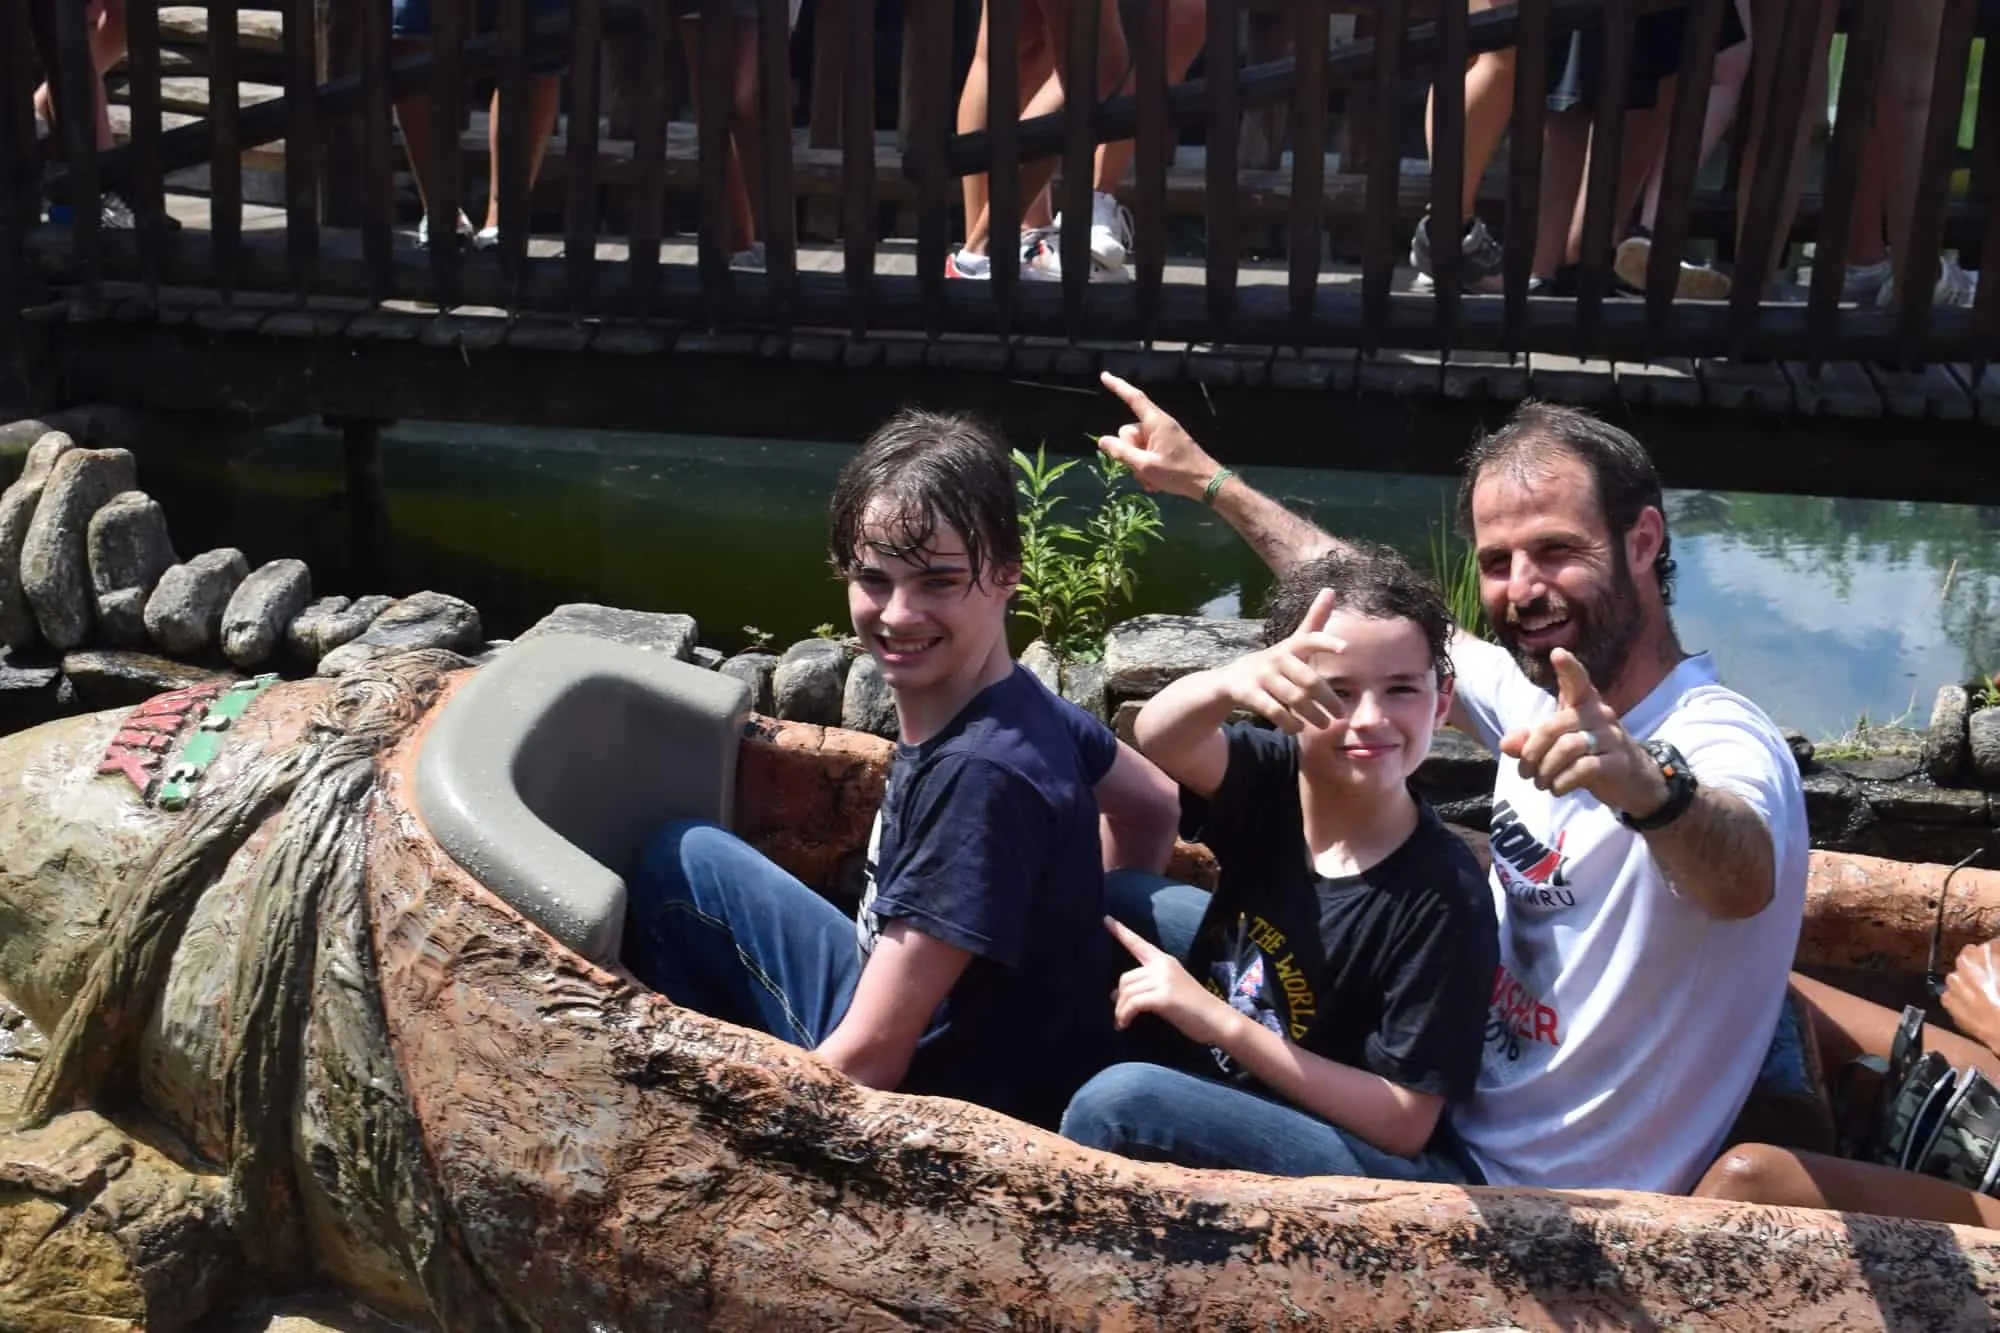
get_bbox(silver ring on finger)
[1577,728,1601,757]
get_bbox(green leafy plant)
[1012,444,1165,662]
[740,624,774,653]
[811,622,844,641]
[1427,515,1490,642]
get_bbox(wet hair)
[1454,401,1677,605]
[827,408,1021,586]
[1259,543,1455,686]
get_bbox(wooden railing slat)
[211,0,244,300]
[496,0,533,309]
[1572,0,1637,346]
[913,0,953,335]
[1505,0,1552,350]
[1727,0,1818,350]
[758,0,798,326]
[1133,0,1168,342]
[1643,0,1726,346]
[1892,0,1978,368]
[429,0,468,309]
[1361,0,1408,350]
[1060,0,1103,339]
[988,0,1024,335]
[1428,0,1466,340]
[696,0,735,323]
[1204,0,1241,335]
[1802,0,1888,368]
[842,0,878,336]
[566,0,606,310]
[1289,0,1331,342]
[361,0,397,306]
[55,0,102,295]
[627,1,670,316]
[129,0,169,298]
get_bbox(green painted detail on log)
[158,674,279,810]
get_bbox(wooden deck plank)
[1528,353,1619,406]
[1782,361,1882,417]
[1865,361,1977,421]
[1441,350,1530,402]
[1269,347,1358,393]
[1695,358,1796,414]
[159,7,283,55]
[1614,358,1702,409]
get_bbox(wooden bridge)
[4,0,1998,500]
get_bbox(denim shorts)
[392,0,572,74]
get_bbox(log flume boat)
[4,633,2000,1331]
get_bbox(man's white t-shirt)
[1448,637,1808,1195]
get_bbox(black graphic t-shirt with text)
[1178,724,1499,1109]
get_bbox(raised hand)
[1105,916,1234,1048]
[1497,648,1669,817]
[1209,587,1348,735]
[1096,370,1225,503]
[1943,941,2000,1055]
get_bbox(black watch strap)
[1618,739,1697,832]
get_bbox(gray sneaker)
[1411,213,1505,293]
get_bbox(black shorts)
[1547,4,1749,114]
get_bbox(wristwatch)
[1617,739,1697,832]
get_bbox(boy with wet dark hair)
[624,408,1179,1129]
[1061,544,1498,1181]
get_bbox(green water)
[138,418,2000,742]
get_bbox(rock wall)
[2,409,1992,869]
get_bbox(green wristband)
[1201,468,1236,506]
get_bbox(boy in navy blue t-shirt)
[623,409,1179,1129]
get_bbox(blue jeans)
[624,819,860,1048]
[1076,871,1483,1184]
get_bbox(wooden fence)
[5,0,1998,377]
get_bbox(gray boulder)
[0,431,78,650]
[515,603,698,659]
[62,649,243,711]
[221,559,312,669]
[316,591,482,676]
[1970,707,2000,788]
[1927,685,1971,786]
[1103,615,1264,700]
[773,638,845,726]
[1059,657,1109,722]
[285,593,395,666]
[19,445,137,651]
[143,548,250,657]
[1018,640,1061,693]
[841,653,899,739]
[87,491,179,647]
[720,652,778,716]
[691,645,727,671]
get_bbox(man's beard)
[1494,549,1644,697]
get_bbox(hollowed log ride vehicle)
[3,635,2000,1331]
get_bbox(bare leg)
[1790,972,2000,1080]
[1567,83,1677,266]
[1638,1,1753,232]
[1694,1142,2000,1226]
[391,38,439,219]
[961,1,1058,256]
[1425,0,1515,226]
[1873,0,1948,294]
[729,18,765,247]
[1530,110,1590,277]
[1734,0,1836,289]
[34,0,124,152]
[480,76,562,233]
[1090,0,1208,195]
[1004,0,1130,243]
[678,18,753,251]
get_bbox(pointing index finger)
[1099,370,1157,417]
[1550,647,1601,711]
[1104,915,1164,963]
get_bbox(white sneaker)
[1842,257,1891,304]
[1050,191,1133,276]
[1876,252,1979,308]
[1019,227,1062,282]
[418,210,476,250]
[730,241,767,271]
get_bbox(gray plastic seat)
[413,632,750,963]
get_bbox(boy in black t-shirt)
[622,409,1180,1129]
[1061,545,1498,1180]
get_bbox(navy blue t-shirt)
[855,665,1119,1129]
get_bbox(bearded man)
[1095,375,1808,1195]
